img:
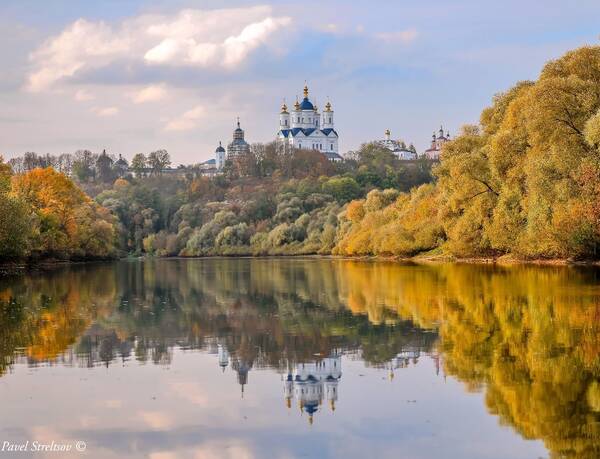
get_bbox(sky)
[0,0,599,165]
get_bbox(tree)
[0,156,30,258]
[11,168,116,258]
[147,150,171,176]
[72,150,96,182]
[322,176,361,203]
[131,153,147,177]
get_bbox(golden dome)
[281,101,288,114]
[324,101,332,112]
[294,98,300,110]
[385,129,391,136]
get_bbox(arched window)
[330,144,333,150]
[329,117,332,123]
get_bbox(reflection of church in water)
[214,341,341,424]
[283,355,342,424]
[212,341,442,424]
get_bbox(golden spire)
[330,399,336,411]
[303,83,309,98]
[281,99,288,114]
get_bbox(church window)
[330,144,333,150]
[329,117,332,123]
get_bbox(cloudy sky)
[1,0,599,165]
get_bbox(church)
[423,126,451,160]
[211,118,251,171]
[277,85,340,160]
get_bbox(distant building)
[198,158,218,177]
[128,166,189,179]
[376,129,417,160]
[227,118,251,160]
[277,84,339,158]
[323,151,344,163]
[215,141,226,170]
[423,126,451,160]
[115,154,128,177]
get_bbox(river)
[0,258,598,458]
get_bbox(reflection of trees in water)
[0,259,599,456]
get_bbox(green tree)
[131,153,147,177]
[147,150,171,176]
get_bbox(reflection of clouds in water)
[102,399,123,408]
[149,452,178,459]
[138,411,174,430]
[79,415,99,428]
[194,442,255,459]
[170,381,209,406]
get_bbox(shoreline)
[1,253,599,276]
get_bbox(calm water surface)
[0,258,599,458]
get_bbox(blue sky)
[0,0,599,164]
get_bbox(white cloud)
[130,84,167,103]
[26,7,291,92]
[27,19,130,92]
[375,28,418,44]
[143,11,291,68]
[165,105,205,131]
[93,106,119,117]
[74,88,95,102]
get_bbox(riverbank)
[0,258,115,276]
[1,252,598,276]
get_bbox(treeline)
[336,45,600,260]
[8,149,177,185]
[0,136,432,260]
[94,142,433,256]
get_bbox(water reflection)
[0,259,598,458]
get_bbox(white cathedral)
[277,85,341,161]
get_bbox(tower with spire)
[277,84,341,161]
[215,141,226,170]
